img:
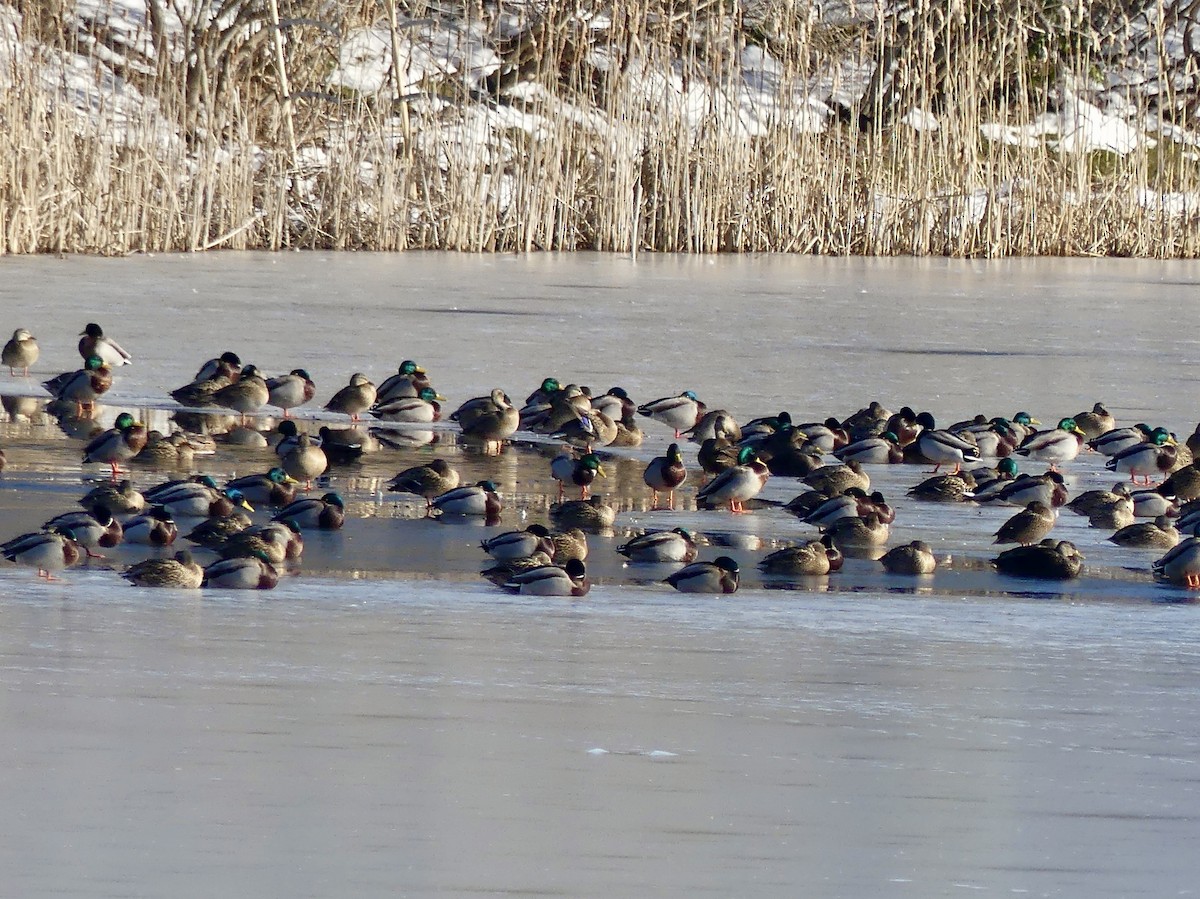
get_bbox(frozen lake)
[1,252,1199,896]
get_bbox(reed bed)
[0,0,1197,256]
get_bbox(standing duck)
[266,369,316,418]
[82,412,147,478]
[2,328,38,376]
[1,527,84,579]
[280,432,328,488]
[914,412,981,473]
[78,322,132,367]
[696,446,770,514]
[1073,402,1116,439]
[451,388,520,452]
[324,373,377,421]
[1015,417,1088,468]
[1153,537,1200,587]
[643,443,688,510]
[664,556,740,593]
[551,451,605,500]
[211,365,270,423]
[49,355,112,418]
[638,390,706,438]
[1105,428,1177,484]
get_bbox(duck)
[132,430,196,468]
[551,408,618,451]
[644,443,688,510]
[48,355,112,418]
[164,486,254,520]
[387,458,461,501]
[501,558,590,596]
[697,437,740,482]
[783,489,832,519]
[226,467,299,507]
[218,522,301,565]
[202,553,280,590]
[879,540,937,574]
[971,420,1020,458]
[992,539,1083,579]
[43,506,123,555]
[280,433,328,487]
[683,410,741,444]
[524,377,564,407]
[1105,427,1177,484]
[273,492,346,530]
[758,540,832,576]
[608,409,645,447]
[907,470,977,502]
[993,500,1056,546]
[79,478,146,516]
[546,527,589,563]
[696,446,770,514]
[914,412,981,473]
[796,417,850,454]
[184,513,252,550]
[265,369,316,417]
[432,481,502,517]
[1073,402,1115,439]
[122,550,205,588]
[1127,486,1180,519]
[82,412,148,478]
[451,388,520,450]
[801,487,871,529]
[370,387,445,423]
[977,470,1068,508]
[0,527,84,578]
[1153,537,1200,587]
[1088,423,1153,457]
[122,506,179,546]
[1109,516,1180,550]
[323,373,377,421]
[211,365,270,422]
[481,524,555,562]
[881,407,921,445]
[969,457,1020,502]
[825,511,890,548]
[171,363,239,408]
[617,528,699,563]
[664,556,740,593]
[78,322,132,367]
[375,360,431,404]
[803,460,870,495]
[1085,496,1135,530]
[638,390,706,437]
[551,451,605,500]
[191,351,242,383]
[833,431,903,465]
[759,437,824,478]
[1158,464,1200,503]
[317,426,367,466]
[590,387,637,424]
[480,550,554,587]
[841,401,892,439]
[2,328,38,376]
[550,495,616,531]
[1066,481,1131,518]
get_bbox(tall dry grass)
[0,0,1197,256]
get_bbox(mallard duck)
[977,470,1068,508]
[1110,516,1179,550]
[132,430,194,468]
[273,492,345,529]
[1088,423,1153,457]
[1105,428,1177,484]
[907,471,976,503]
[501,558,590,596]
[1153,537,1200,587]
[609,409,645,447]
[480,550,554,587]
[841,401,892,439]
[880,407,920,445]
[758,540,832,576]
[801,487,870,528]
[121,550,204,588]
[171,357,240,407]
[834,431,903,465]
[202,553,280,590]
[123,506,179,546]
[432,481,502,517]
[697,437,740,481]
[387,459,461,500]
[218,523,297,565]
[375,360,431,404]
[317,426,369,466]
[280,433,328,487]
[323,373,377,421]
[1127,486,1179,519]
[370,387,445,423]
[78,322,132,367]
[803,460,870,495]
[451,388,519,450]
[783,489,832,518]
[48,355,112,418]
[144,474,218,504]
[227,467,298,507]
[825,512,890,548]
[992,539,1083,580]
[2,328,38,376]
[545,527,588,563]
[760,438,824,478]
[524,377,563,407]
[880,541,937,574]
[1074,402,1115,439]
[184,513,252,550]
[993,500,1056,546]
[1,527,83,578]
[1086,496,1135,530]
[522,385,592,434]
[551,409,618,451]
[638,390,706,437]
[969,457,1020,502]
[972,420,1020,458]
[211,365,270,421]
[914,412,980,473]
[481,524,554,562]
[1158,464,1200,503]
[644,443,688,510]
[696,446,770,514]
[617,528,698,563]
[664,556,739,593]
[1066,481,1130,518]
[684,410,741,444]
[192,351,242,383]
[265,369,316,417]
[82,412,147,478]
[551,451,605,500]
[797,418,850,454]
[590,387,636,424]
[43,506,123,554]
[551,495,615,531]
[79,478,145,516]
[164,486,254,520]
